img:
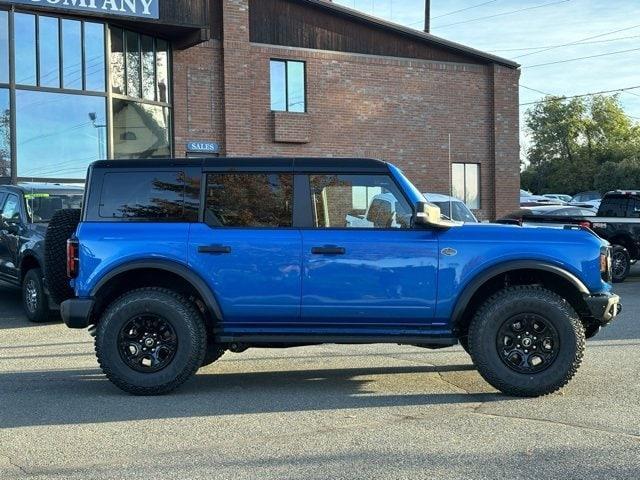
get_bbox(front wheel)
[468,286,585,397]
[22,268,53,323]
[95,288,206,395]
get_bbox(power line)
[523,46,640,68]
[514,23,640,59]
[491,34,640,52]
[406,0,498,25]
[521,85,553,95]
[433,0,571,29]
[519,85,640,106]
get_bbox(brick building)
[0,0,520,218]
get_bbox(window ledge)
[272,111,310,144]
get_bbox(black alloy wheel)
[118,315,178,373]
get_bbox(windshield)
[25,193,83,223]
[433,201,477,223]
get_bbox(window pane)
[99,171,185,220]
[110,27,125,94]
[2,194,19,221]
[112,99,171,159]
[84,22,105,91]
[141,35,155,101]
[14,14,37,86]
[156,39,169,103]
[38,17,60,88]
[287,61,305,112]
[270,60,286,111]
[465,164,479,209]
[27,192,84,223]
[0,11,8,83]
[205,173,293,227]
[451,163,465,202]
[310,175,412,229]
[16,90,106,179]
[61,20,82,89]
[0,88,10,177]
[600,198,629,217]
[125,31,141,98]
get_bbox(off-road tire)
[611,245,630,283]
[95,288,206,395]
[22,268,53,323]
[44,208,81,304]
[468,286,585,397]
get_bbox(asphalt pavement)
[0,270,639,480]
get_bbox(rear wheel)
[468,286,585,397]
[95,288,206,395]
[22,268,53,323]
[611,245,630,283]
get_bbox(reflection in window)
[0,11,8,83]
[39,17,61,88]
[110,27,125,95]
[310,175,412,229]
[205,173,293,227]
[125,30,141,98]
[62,20,82,90]
[14,14,37,86]
[84,22,106,91]
[112,99,170,159]
[99,171,188,220]
[0,89,9,177]
[141,36,155,101]
[270,60,306,112]
[156,39,169,103]
[16,90,106,179]
[452,163,480,210]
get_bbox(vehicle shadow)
[0,363,505,429]
[0,282,62,330]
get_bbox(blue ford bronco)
[57,158,620,396]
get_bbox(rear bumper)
[60,298,94,329]
[584,292,621,326]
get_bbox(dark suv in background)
[0,183,84,322]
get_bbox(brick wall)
[171,0,520,219]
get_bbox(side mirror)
[414,201,463,229]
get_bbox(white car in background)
[423,193,478,223]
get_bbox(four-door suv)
[0,183,83,322]
[59,158,620,397]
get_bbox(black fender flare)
[451,260,589,328]
[90,260,223,321]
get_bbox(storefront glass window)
[110,27,125,95]
[0,11,8,84]
[16,90,106,179]
[112,99,170,159]
[156,39,169,103]
[84,22,106,92]
[125,30,141,98]
[62,20,82,90]
[14,13,37,86]
[141,35,155,101]
[39,17,61,88]
[0,89,9,177]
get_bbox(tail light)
[579,220,592,229]
[67,239,79,278]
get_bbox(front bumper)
[60,298,95,329]
[584,292,621,326]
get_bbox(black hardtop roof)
[90,157,391,173]
[604,190,640,196]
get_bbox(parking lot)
[0,271,638,480]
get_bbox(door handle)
[198,245,232,254]
[311,245,346,255]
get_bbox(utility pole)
[424,0,430,33]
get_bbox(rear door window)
[599,197,629,217]
[629,198,640,218]
[98,171,197,221]
[204,173,293,227]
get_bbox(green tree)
[521,94,640,195]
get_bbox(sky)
[333,0,640,151]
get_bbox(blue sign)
[0,0,160,20]
[186,141,220,154]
